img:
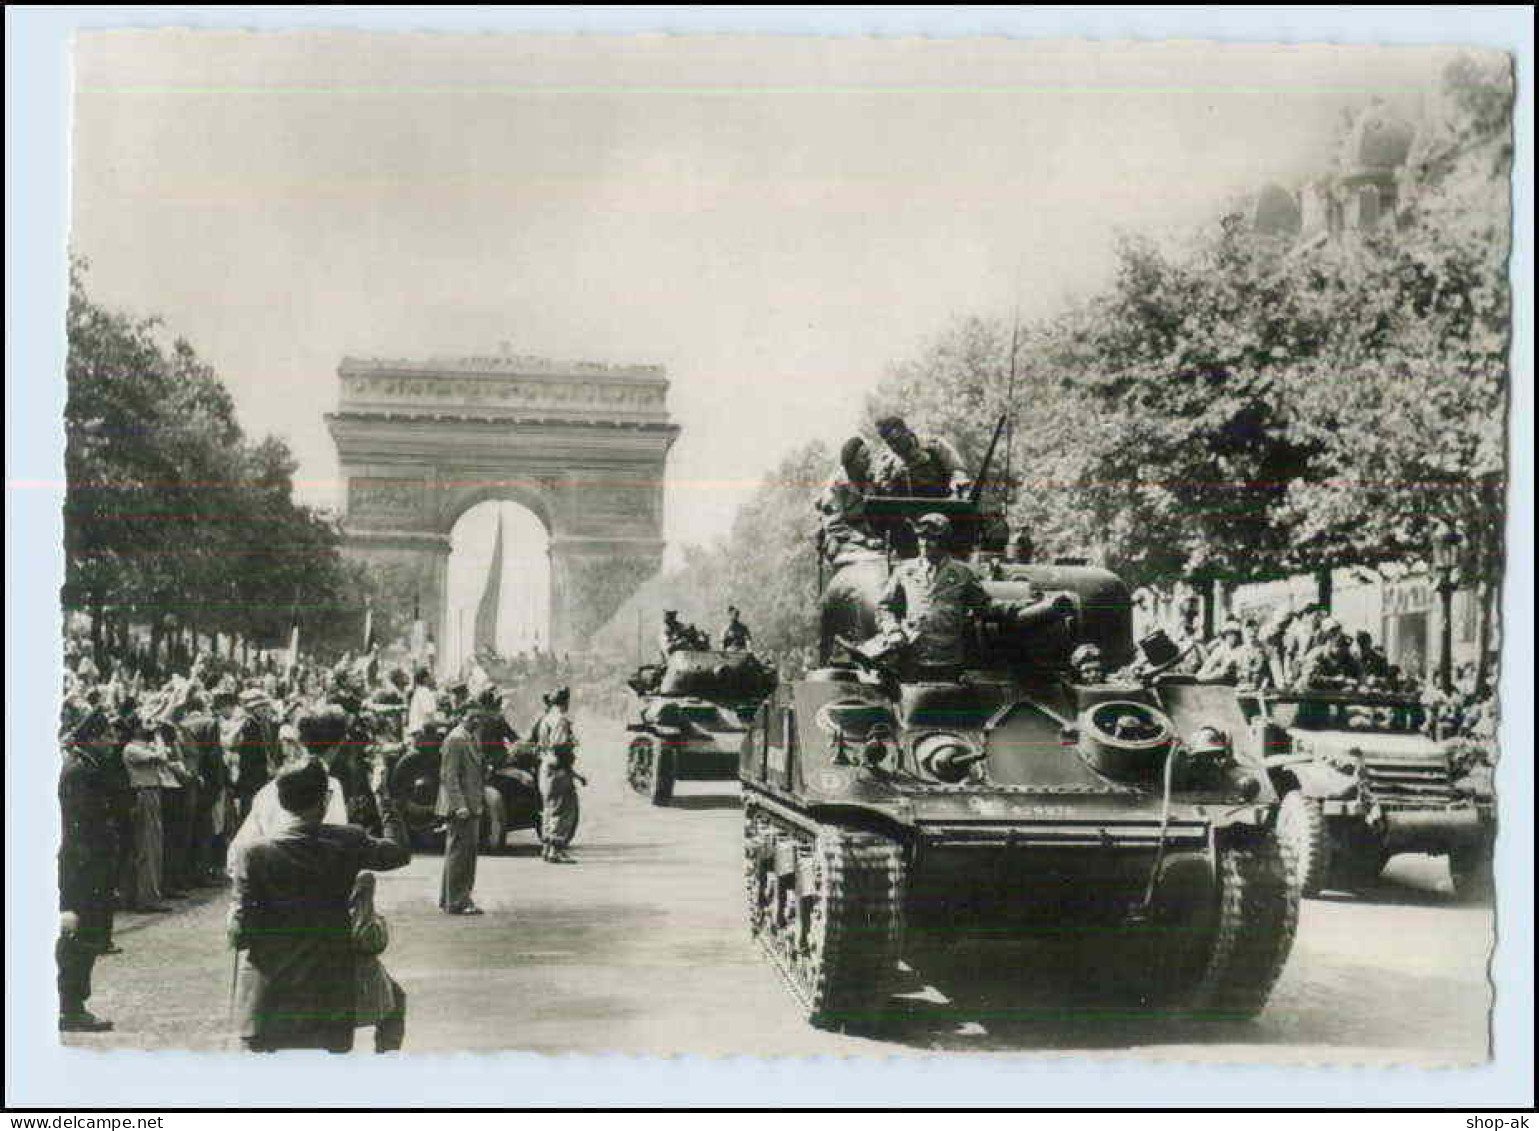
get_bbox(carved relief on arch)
[348,476,428,528]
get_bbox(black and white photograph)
[6,7,1533,1112]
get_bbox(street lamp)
[1432,527,1463,694]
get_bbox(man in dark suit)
[435,688,497,916]
[229,690,279,821]
[177,692,229,884]
[229,757,410,1053]
[57,709,120,1032]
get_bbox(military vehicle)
[741,490,1298,1030]
[1248,691,1496,899]
[626,649,777,805]
[386,717,550,852]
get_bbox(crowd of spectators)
[1128,599,1498,745]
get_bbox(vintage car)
[384,721,554,851]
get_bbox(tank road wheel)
[1448,840,1495,904]
[1184,832,1299,1021]
[743,810,774,939]
[627,735,656,798]
[649,744,675,807]
[745,813,906,1032]
[1277,790,1331,897]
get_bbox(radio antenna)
[1003,303,1021,507]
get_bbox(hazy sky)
[71,33,1460,560]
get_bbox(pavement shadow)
[486,843,545,859]
[837,942,1218,1052]
[1311,870,1463,909]
[842,928,1489,1055]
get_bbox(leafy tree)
[64,259,366,666]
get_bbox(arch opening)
[444,500,551,677]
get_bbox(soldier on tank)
[868,514,989,680]
[865,513,1066,682]
[870,415,972,499]
[720,606,753,652]
[658,611,708,658]
[815,436,884,565]
[1167,595,1209,675]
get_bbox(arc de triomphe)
[325,353,679,669]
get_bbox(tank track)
[1185,832,1299,1020]
[743,798,906,1029]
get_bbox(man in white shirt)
[227,709,350,873]
[406,668,438,739]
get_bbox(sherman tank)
[741,492,1298,1030]
[626,649,778,805]
[1245,691,1497,900]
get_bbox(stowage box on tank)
[742,493,1299,1030]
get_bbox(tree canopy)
[64,260,379,660]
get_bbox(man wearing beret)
[229,758,410,1052]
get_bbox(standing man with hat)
[436,687,497,915]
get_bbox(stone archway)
[326,352,679,671]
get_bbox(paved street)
[70,717,1493,1065]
